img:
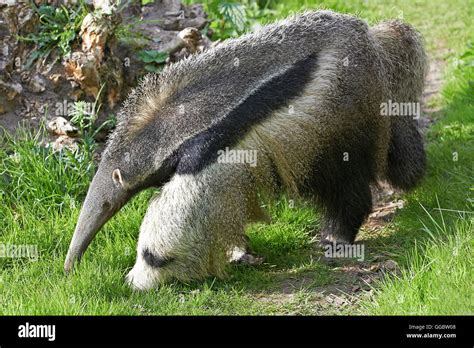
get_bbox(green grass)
[364,216,473,315]
[0,0,473,315]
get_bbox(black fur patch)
[142,248,174,268]
[386,121,426,190]
[301,127,376,243]
[174,54,319,174]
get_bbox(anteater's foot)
[229,246,264,265]
[319,233,353,246]
[236,252,264,265]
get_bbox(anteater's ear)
[112,168,124,188]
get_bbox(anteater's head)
[64,74,183,273]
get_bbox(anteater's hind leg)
[319,179,373,245]
[304,135,376,244]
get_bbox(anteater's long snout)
[64,168,130,273]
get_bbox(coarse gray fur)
[65,10,427,290]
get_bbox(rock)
[120,0,141,17]
[183,3,206,19]
[369,259,400,274]
[168,27,213,61]
[1,3,37,72]
[325,294,348,306]
[65,9,124,108]
[92,0,115,14]
[27,74,46,93]
[140,0,209,38]
[162,17,182,31]
[181,16,207,30]
[80,12,112,63]
[382,259,399,273]
[0,78,22,114]
[178,27,202,52]
[64,52,101,98]
[2,2,37,35]
[0,78,22,100]
[50,135,80,152]
[351,285,361,292]
[48,73,62,85]
[160,14,207,31]
[47,117,79,137]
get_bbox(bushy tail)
[387,119,426,190]
[371,20,428,190]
